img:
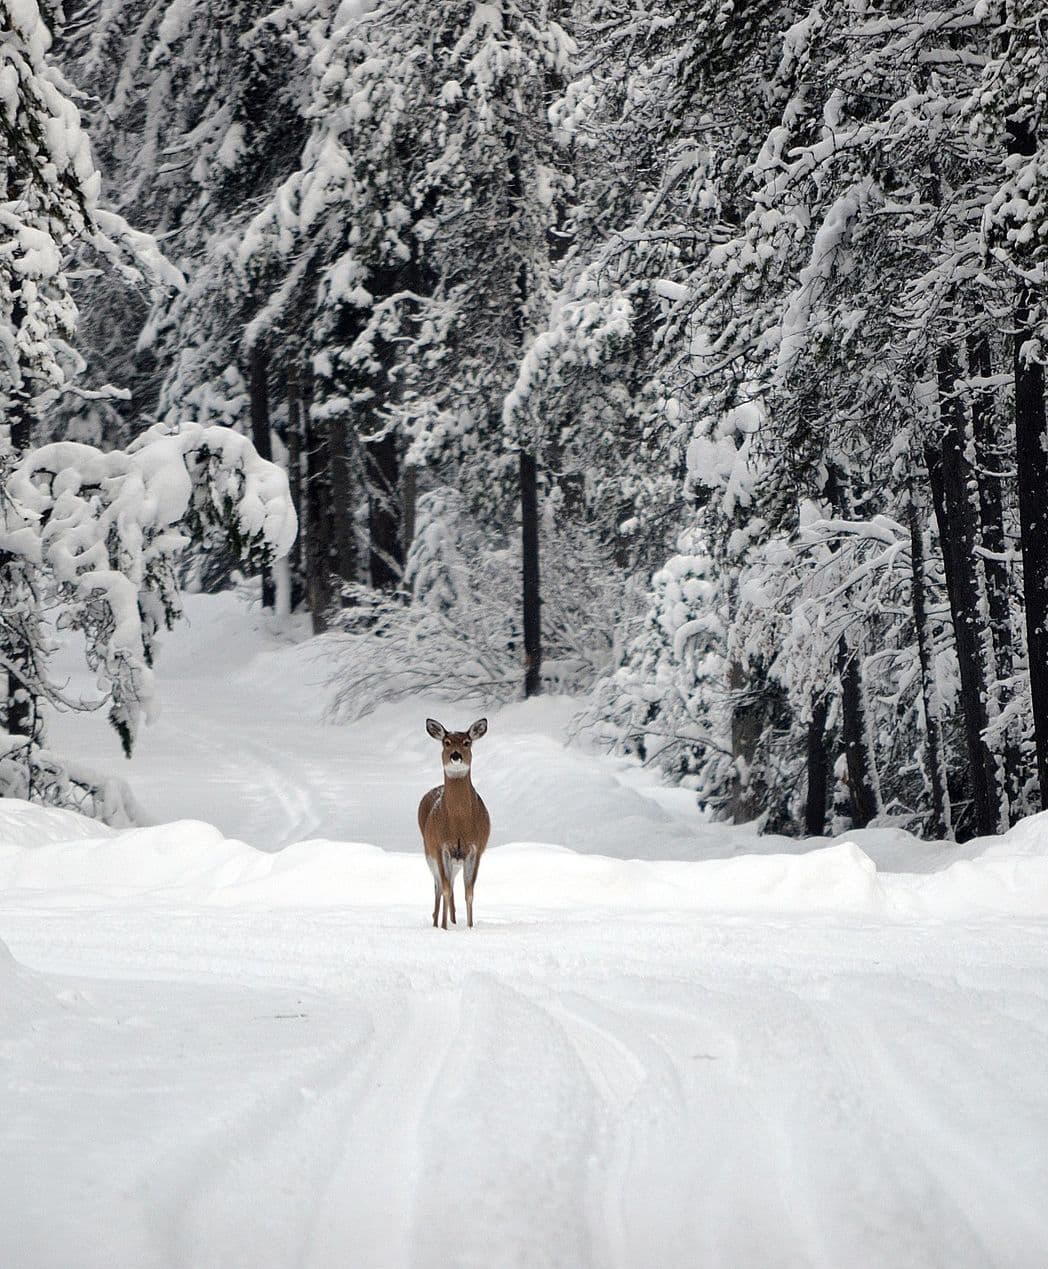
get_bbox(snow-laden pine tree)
[968,0,1048,807]
[1,0,297,819]
[528,1,817,822]
[64,0,310,429]
[561,2,1046,839]
[243,0,580,683]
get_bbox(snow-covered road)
[2,594,1047,1267]
[4,894,1048,1269]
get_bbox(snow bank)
[0,799,115,848]
[0,933,57,1026]
[4,799,1048,920]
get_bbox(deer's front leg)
[464,849,481,929]
[425,854,440,928]
[439,846,455,930]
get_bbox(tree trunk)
[248,341,276,610]
[327,410,356,591]
[4,630,32,743]
[906,488,951,839]
[825,463,881,828]
[285,365,304,583]
[5,390,34,744]
[968,333,1020,813]
[1009,116,1048,807]
[726,563,765,826]
[1015,297,1048,805]
[520,449,542,697]
[301,366,333,633]
[726,656,765,824]
[925,345,1001,835]
[505,133,544,702]
[364,429,403,590]
[837,634,880,829]
[402,464,418,561]
[804,694,830,837]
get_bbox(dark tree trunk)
[804,694,830,837]
[837,634,880,829]
[726,656,764,825]
[301,367,333,633]
[1009,116,1048,807]
[506,138,544,702]
[285,365,304,583]
[4,634,32,742]
[825,464,881,827]
[520,449,542,697]
[364,429,403,590]
[925,345,1001,835]
[248,341,276,610]
[1015,294,1048,804]
[402,464,418,562]
[969,333,1020,813]
[906,488,951,839]
[346,264,410,597]
[327,410,356,590]
[5,389,34,743]
[969,335,1014,663]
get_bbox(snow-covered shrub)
[325,487,625,720]
[1,421,296,809]
[0,738,144,828]
[579,526,733,794]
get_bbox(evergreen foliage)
[6,0,1047,840]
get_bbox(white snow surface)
[2,593,1048,1267]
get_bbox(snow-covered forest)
[3,2,1048,1266]
[3,0,1048,840]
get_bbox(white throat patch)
[443,759,470,778]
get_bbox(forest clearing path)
[45,592,759,860]
[3,593,1047,1266]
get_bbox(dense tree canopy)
[3,0,1046,840]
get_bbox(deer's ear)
[426,719,446,741]
[468,718,488,741]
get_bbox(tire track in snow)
[410,973,603,1269]
[160,985,462,1269]
[160,699,325,849]
[158,1007,374,1268]
[553,985,740,1269]
[548,990,689,1269]
[821,973,1048,1267]
[294,991,462,1269]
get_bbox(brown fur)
[419,718,490,929]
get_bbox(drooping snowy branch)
[2,422,296,753]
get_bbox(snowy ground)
[2,594,1048,1267]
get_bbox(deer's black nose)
[450,750,462,762]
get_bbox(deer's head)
[426,717,487,779]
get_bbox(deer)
[418,717,491,929]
